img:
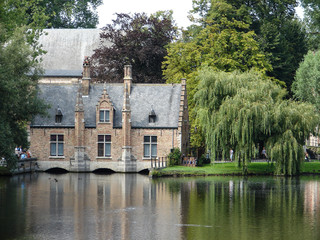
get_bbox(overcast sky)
[97,1,304,29]
[97,0,193,29]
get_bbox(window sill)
[49,156,65,159]
[143,157,158,160]
[96,157,112,160]
[98,122,111,124]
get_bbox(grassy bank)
[151,161,320,177]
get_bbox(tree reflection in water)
[0,174,320,240]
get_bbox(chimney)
[122,83,131,111]
[121,82,132,162]
[82,57,91,95]
[75,86,85,146]
[179,78,189,156]
[124,65,132,95]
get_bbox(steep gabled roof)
[38,29,109,77]
[32,83,181,128]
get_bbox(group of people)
[15,146,32,160]
[229,147,268,161]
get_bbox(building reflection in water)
[21,173,182,239]
[304,179,320,220]
[2,174,320,240]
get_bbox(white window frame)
[50,134,64,156]
[143,136,157,158]
[99,109,110,123]
[97,134,112,157]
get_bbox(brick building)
[29,29,189,172]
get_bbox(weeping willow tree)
[195,68,319,175]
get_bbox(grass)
[301,161,320,174]
[151,161,320,177]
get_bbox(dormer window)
[149,107,156,123]
[99,110,110,123]
[55,106,63,123]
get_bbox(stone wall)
[39,77,80,84]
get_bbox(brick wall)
[130,128,179,161]
[30,128,75,161]
[30,127,179,162]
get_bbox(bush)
[168,148,182,166]
[150,169,163,177]
[196,154,210,166]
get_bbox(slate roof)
[31,83,182,128]
[38,29,109,77]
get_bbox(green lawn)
[301,161,320,174]
[151,161,320,177]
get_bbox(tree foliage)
[301,0,320,49]
[0,0,47,45]
[38,0,102,28]
[91,11,178,83]
[0,26,47,164]
[0,1,47,165]
[163,0,271,148]
[191,0,307,94]
[0,0,102,31]
[194,68,319,175]
[292,50,320,110]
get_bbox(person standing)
[230,149,233,161]
[262,147,268,159]
[18,146,22,157]
[15,146,19,158]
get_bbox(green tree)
[194,68,319,175]
[0,0,102,31]
[0,26,47,166]
[39,0,102,28]
[301,0,320,49]
[92,11,178,83]
[163,0,271,148]
[191,0,307,95]
[292,50,320,110]
[0,0,47,45]
[0,1,47,167]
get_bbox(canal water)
[1,173,320,240]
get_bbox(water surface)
[1,173,320,240]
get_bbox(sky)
[97,0,194,29]
[97,1,304,29]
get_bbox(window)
[149,108,156,123]
[144,136,157,158]
[55,106,63,123]
[50,134,64,156]
[55,115,62,123]
[98,135,111,157]
[99,110,110,123]
[310,135,319,147]
[149,114,156,123]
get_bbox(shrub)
[168,148,182,166]
[196,154,210,166]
